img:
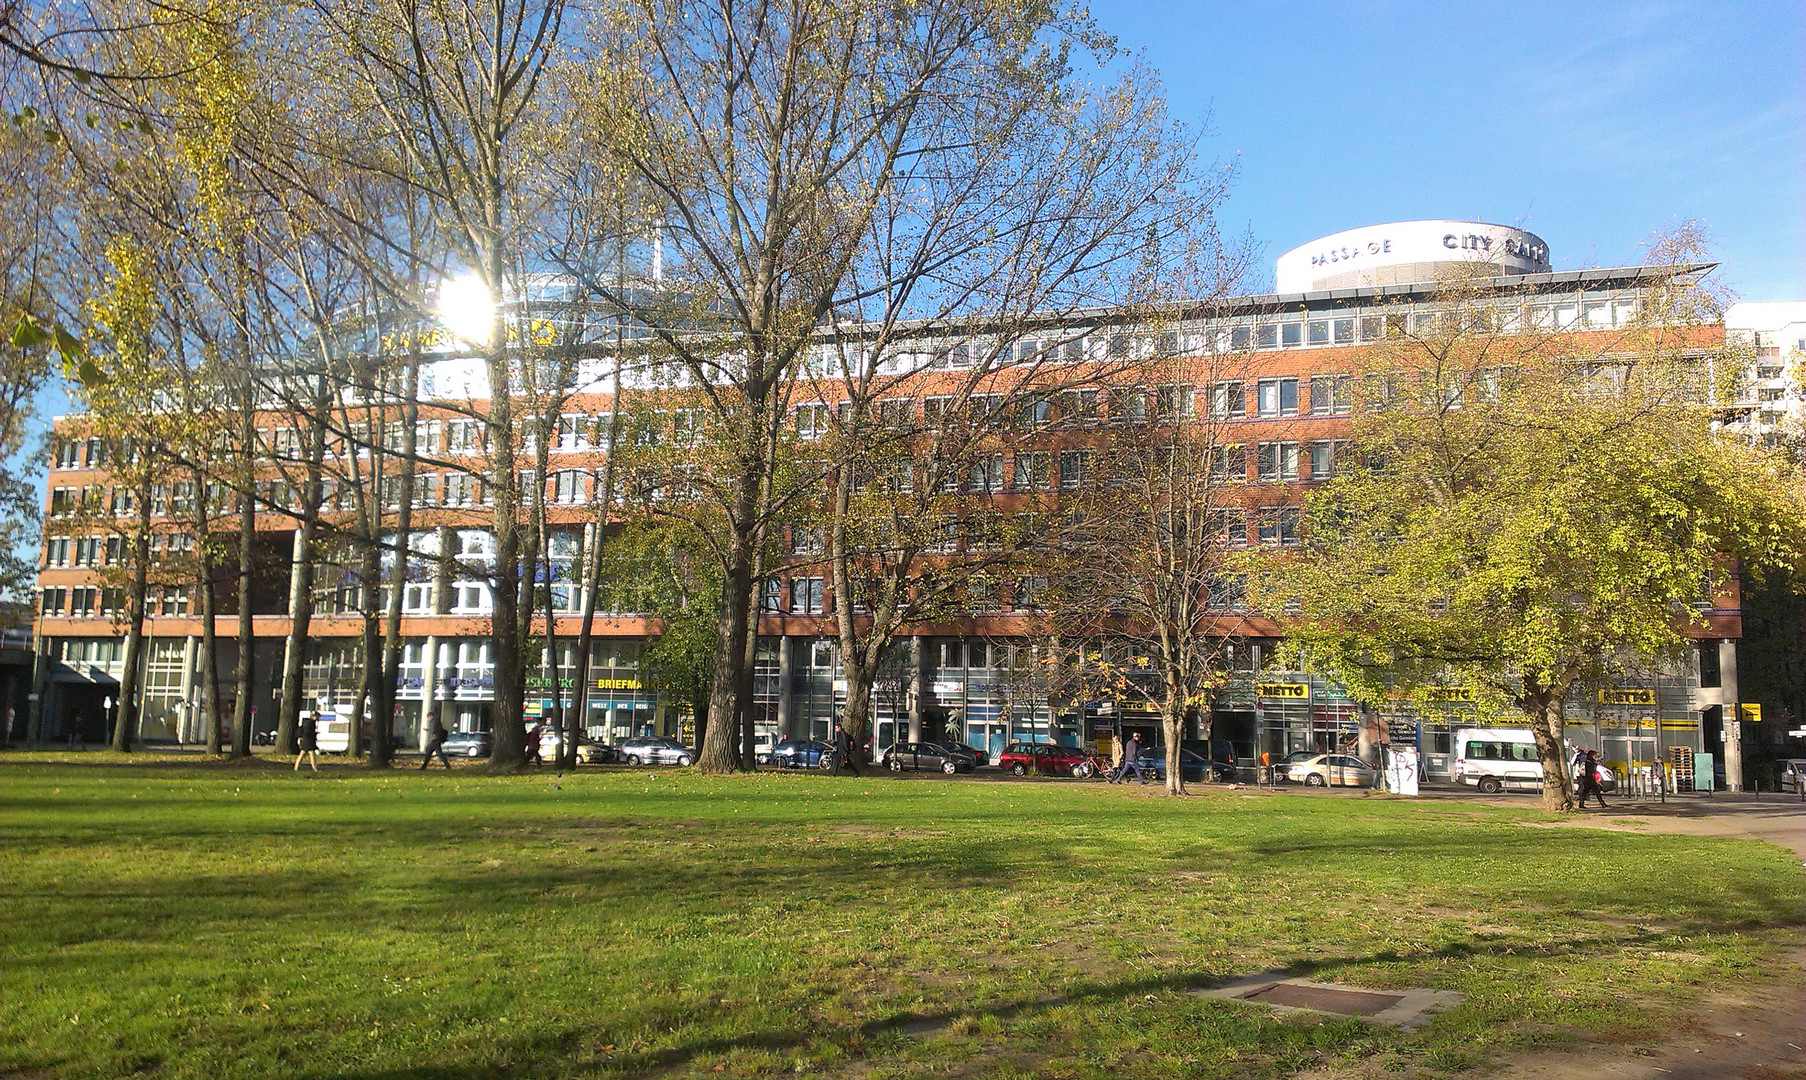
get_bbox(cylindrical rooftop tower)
[1274,220,1551,294]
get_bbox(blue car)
[767,739,837,770]
[1136,746,1236,783]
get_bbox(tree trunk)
[277,383,328,755]
[230,387,256,760]
[112,475,153,752]
[485,343,526,769]
[1525,688,1576,812]
[372,360,419,769]
[700,459,762,773]
[196,468,222,756]
[1163,681,1186,796]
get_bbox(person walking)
[524,719,544,765]
[834,721,861,776]
[1578,749,1608,809]
[421,718,451,770]
[293,714,319,772]
[1113,732,1146,784]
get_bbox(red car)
[999,741,1090,777]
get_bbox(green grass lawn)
[1,756,1801,1080]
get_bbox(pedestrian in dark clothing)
[421,719,451,769]
[834,721,861,775]
[524,720,544,765]
[294,716,319,772]
[1577,749,1607,808]
[1112,733,1146,784]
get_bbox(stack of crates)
[1668,745,1694,790]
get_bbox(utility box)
[1694,752,1715,792]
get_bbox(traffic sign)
[1790,727,1806,738]
[1738,703,1762,724]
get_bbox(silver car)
[617,736,694,767]
[1282,753,1377,788]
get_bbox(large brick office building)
[23,221,1749,780]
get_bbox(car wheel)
[627,754,642,765]
[1070,763,1089,779]
[677,755,692,767]
[889,758,903,772]
[817,755,835,771]
[1304,773,1326,788]
[1008,762,1026,776]
[1478,776,1502,794]
[942,760,958,774]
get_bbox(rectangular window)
[1281,322,1303,347]
[556,414,587,451]
[1058,449,1091,490]
[1308,441,1341,479]
[1109,388,1147,424]
[1058,388,1098,426]
[1012,576,1046,612]
[922,397,951,426]
[878,399,913,429]
[44,537,69,567]
[1309,374,1352,415]
[443,474,474,507]
[1308,320,1329,346]
[70,587,98,617]
[1155,384,1193,421]
[789,577,825,615]
[1256,442,1299,482]
[1256,507,1301,546]
[1255,324,1278,349]
[1013,452,1050,492]
[1230,325,1252,351]
[73,537,100,567]
[1016,394,1052,428]
[1209,444,1247,483]
[1256,378,1298,417]
[1698,641,1721,688]
[1208,381,1246,419]
[966,453,1004,493]
[553,469,587,504]
[761,578,782,612]
[41,587,66,614]
[1332,318,1355,344]
[1207,508,1248,547]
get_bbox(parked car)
[753,730,779,765]
[1281,753,1377,788]
[998,741,1090,777]
[1778,759,1806,794]
[442,730,492,758]
[617,736,694,766]
[883,741,978,774]
[535,727,618,764]
[948,742,990,768]
[767,738,837,770]
[1135,746,1236,783]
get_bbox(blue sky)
[1091,0,1804,300]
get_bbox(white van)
[313,711,352,753]
[1453,727,1544,794]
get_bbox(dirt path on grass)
[1491,795,1806,1080]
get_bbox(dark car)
[1136,746,1236,783]
[998,741,1090,777]
[442,730,492,758]
[251,728,277,746]
[767,739,837,770]
[883,741,977,774]
[949,742,990,768]
[617,736,694,766]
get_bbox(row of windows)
[791,376,1356,437]
[40,585,189,617]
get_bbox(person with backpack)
[421,718,452,770]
